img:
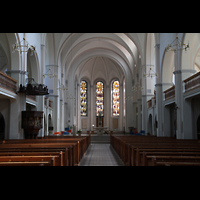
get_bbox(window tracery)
[112,80,120,116]
[80,80,87,116]
[96,81,104,116]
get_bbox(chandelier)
[43,67,57,79]
[12,38,36,56]
[57,84,68,91]
[143,66,158,78]
[132,84,143,91]
[67,94,75,100]
[165,36,190,53]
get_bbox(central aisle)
[79,144,124,166]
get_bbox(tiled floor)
[79,144,124,166]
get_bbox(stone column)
[173,44,183,139]
[173,69,183,139]
[142,95,147,134]
[45,98,49,136]
[40,45,45,84]
[46,65,60,133]
[132,102,137,128]
[155,83,163,136]
[105,84,109,129]
[37,44,46,137]
[181,69,196,139]
[37,96,44,137]
[154,44,163,137]
[137,99,142,132]
[21,33,28,86]
[90,84,94,130]
[77,82,81,131]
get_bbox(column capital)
[142,94,154,97]
[173,69,196,75]
[173,70,182,74]
[155,83,162,87]
[155,83,174,87]
[154,44,160,49]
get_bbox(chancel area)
[0,33,200,166]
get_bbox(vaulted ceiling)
[48,33,147,81]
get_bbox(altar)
[92,126,108,135]
[93,112,108,135]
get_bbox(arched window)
[96,81,104,116]
[112,80,120,116]
[80,80,87,116]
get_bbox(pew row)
[0,156,56,166]
[0,135,90,166]
[110,135,200,166]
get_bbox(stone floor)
[79,144,124,166]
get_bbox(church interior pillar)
[155,83,163,136]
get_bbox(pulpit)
[22,111,43,139]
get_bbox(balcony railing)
[44,97,47,106]
[0,71,17,93]
[184,71,200,92]
[164,85,175,101]
[147,96,156,109]
[26,95,36,101]
[148,99,152,108]
[153,96,156,105]
[49,99,53,109]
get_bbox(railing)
[147,96,156,109]
[44,97,53,109]
[0,71,17,93]
[184,71,200,92]
[164,85,175,101]
[148,99,152,108]
[26,95,36,101]
[153,96,156,105]
[49,99,53,108]
[44,97,47,106]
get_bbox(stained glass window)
[80,80,87,116]
[112,80,120,116]
[96,81,104,116]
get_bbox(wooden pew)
[0,152,63,166]
[0,134,92,166]
[0,156,55,166]
[110,135,200,166]
[0,145,70,166]
[151,156,200,166]
[134,147,200,166]
[142,151,200,166]
[0,136,90,165]
[129,144,200,166]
